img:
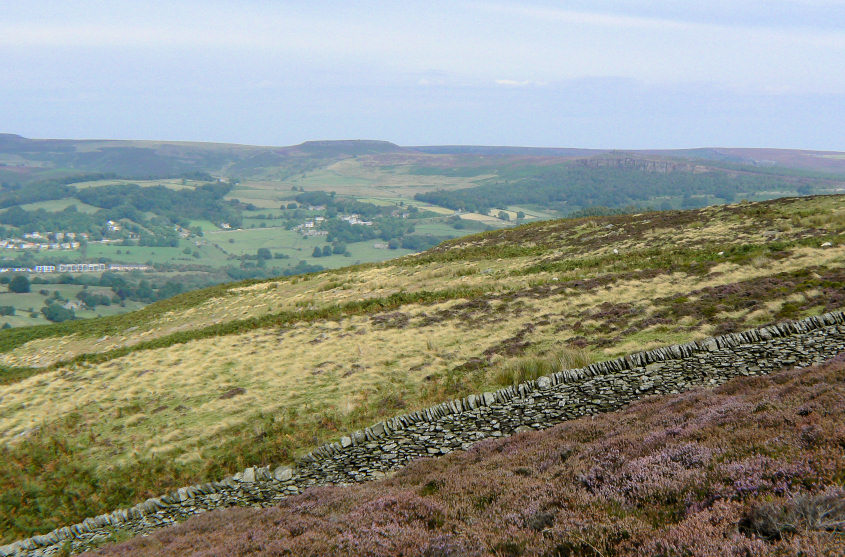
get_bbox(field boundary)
[3,309,845,556]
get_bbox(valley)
[7,3,845,554]
[0,136,842,331]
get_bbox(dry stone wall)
[4,310,845,556]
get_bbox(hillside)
[0,195,843,543]
[1,135,843,330]
[86,356,845,556]
[5,134,845,184]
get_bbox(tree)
[321,245,332,257]
[498,211,510,221]
[257,248,272,260]
[41,303,74,322]
[8,275,30,293]
[135,280,154,302]
[516,211,526,220]
[312,246,322,258]
[157,280,183,300]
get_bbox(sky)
[2,0,845,149]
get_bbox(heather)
[1,195,842,543]
[90,356,845,556]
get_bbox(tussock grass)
[494,348,591,387]
[0,195,843,542]
[92,357,845,557]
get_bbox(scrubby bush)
[8,275,29,293]
[739,490,845,541]
[41,303,74,323]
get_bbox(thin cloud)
[494,79,546,87]
[480,1,845,45]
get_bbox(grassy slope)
[89,356,845,556]
[0,195,843,542]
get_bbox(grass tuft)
[494,348,591,387]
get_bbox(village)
[0,263,152,274]
[0,220,142,252]
[292,212,375,237]
[0,231,85,252]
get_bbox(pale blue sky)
[2,1,844,149]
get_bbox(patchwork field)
[0,285,146,329]
[0,195,843,543]
[278,156,498,198]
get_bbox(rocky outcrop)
[3,310,844,556]
[576,155,708,174]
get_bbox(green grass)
[0,195,842,543]
[494,348,591,386]
[505,205,558,219]
[412,222,464,236]
[205,227,417,266]
[340,241,415,264]
[187,220,220,234]
[84,244,190,265]
[206,227,307,255]
[69,178,199,190]
[0,285,145,328]
[19,198,100,213]
[353,197,401,206]
[284,168,372,190]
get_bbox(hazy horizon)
[3,1,844,150]
[6,133,845,154]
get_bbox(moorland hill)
[89,355,845,556]
[0,194,842,544]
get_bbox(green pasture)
[69,178,200,190]
[84,243,191,265]
[0,284,145,328]
[506,205,557,220]
[187,219,220,234]
[331,240,414,265]
[412,222,464,236]
[204,226,415,268]
[225,183,292,208]
[206,227,299,256]
[20,198,101,214]
[284,168,372,192]
[243,207,287,218]
[242,219,282,229]
[353,196,404,207]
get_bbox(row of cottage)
[0,263,152,274]
[0,240,81,251]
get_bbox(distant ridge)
[2,134,845,182]
[291,139,403,156]
[408,145,605,157]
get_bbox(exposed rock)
[274,467,293,481]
